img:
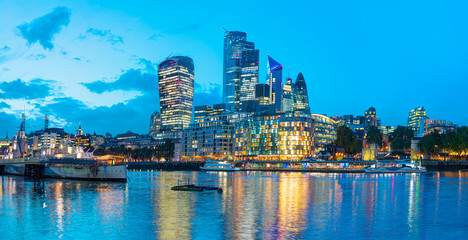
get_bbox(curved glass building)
[158,56,194,132]
[292,72,310,113]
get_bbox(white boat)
[364,161,427,173]
[200,159,240,171]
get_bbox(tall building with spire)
[158,56,194,132]
[223,31,255,112]
[239,49,259,106]
[292,72,310,113]
[281,77,293,112]
[76,122,83,136]
[44,114,49,130]
[267,55,283,112]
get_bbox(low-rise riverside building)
[310,114,338,154]
[181,113,249,161]
[234,112,315,161]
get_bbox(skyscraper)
[408,106,427,137]
[149,111,161,138]
[255,84,270,105]
[239,49,259,105]
[223,31,255,112]
[158,56,194,132]
[292,72,310,113]
[281,77,293,112]
[267,55,283,112]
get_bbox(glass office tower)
[282,77,293,112]
[223,31,255,112]
[292,72,310,113]
[240,49,260,105]
[158,56,194,132]
[267,55,283,112]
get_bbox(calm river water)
[1,171,467,239]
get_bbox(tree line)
[336,124,468,160]
[93,139,175,162]
[420,126,468,160]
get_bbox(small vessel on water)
[171,178,223,193]
[364,160,427,173]
[200,159,240,171]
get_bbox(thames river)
[1,171,467,239]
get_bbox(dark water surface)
[1,171,467,239]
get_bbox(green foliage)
[353,139,363,154]
[366,126,383,147]
[335,125,363,155]
[390,125,413,142]
[390,137,404,151]
[420,130,442,155]
[336,126,355,154]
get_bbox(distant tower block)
[45,114,49,130]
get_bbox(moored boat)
[364,161,427,173]
[200,159,240,171]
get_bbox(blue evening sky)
[0,0,467,135]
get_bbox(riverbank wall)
[422,161,468,171]
[126,160,468,172]
[126,161,204,171]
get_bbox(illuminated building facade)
[194,105,212,121]
[182,113,249,160]
[240,49,259,105]
[149,111,161,138]
[194,103,231,123]
[292,72,310,113]
[310,114,338,153]
[340,115,365,125]
[281,77,293,112]
[425,119,456,135]
[255,84,270,105]
[223,31,255,112]
[407,106,427,137]
[158,56,194,134]
[364,107,378,127]
[379,126,395,135]
[267,55,283,112]
[234,112,315,161]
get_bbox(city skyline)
[1,0,467,135]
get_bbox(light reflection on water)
[0,171,468,239]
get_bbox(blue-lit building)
[240,49,260,105]
[223,31,255,112]
[407,106,427,137]
[267,55,283,112]
[281,77,293,112]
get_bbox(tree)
[336,126,356,154]
[390,125,414,142]
[444,131,463,159]
[420,130,442,159]
[366,126,383,147]
[352,139,363,154]
[391,137,405,151]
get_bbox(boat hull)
[200,167,240,172]
[4,164,127,182]
[364,168,427,173]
